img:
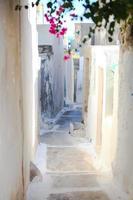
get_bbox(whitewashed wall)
[40,53,54,118]
[84,45,133,185]
[0,1,23,199]
[21,0,40,192]
[37,25,64,117]
[65,58,74,105]
[84,44,133,198]
[112,48,133,198]
[84,46,119,164]
[76,57,84,104]
[0,0,40,199]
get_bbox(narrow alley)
[27,105,128,200]
[1,1,133,200]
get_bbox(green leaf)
[108,37,113,42]
[47,2,52,8]
[63,2,73,9]
[82,38,87,43]
[84,12,91,18]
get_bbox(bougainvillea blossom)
[44,6,67,38]
[64,54,71,61]
[45,2,73,61]
[70,13,78,18]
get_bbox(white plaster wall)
[85,46,106,143]
[112,49,133,198]
[0,1,40,199]
[52,36,64,113]
[85,46,119,150]
[100,47,120,168]
[82,47,91,125]
[94,27,119,45]
[40,54,55,118]
[83,45,133,196]
[76,57,84,104]
[95,29,107,45]
[38,25,53,45]
[65,58,74,105]
[37,25,64,116]
[21,0,40,191]
[0,1,23,199]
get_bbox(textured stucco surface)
[65,58,74,105]
[21,0,40,193]
[0,1,23,199]
[83,45,133,198]
[0,1,40,199]
[112,49,133,199]
[38,25,64,118]
[40,54,54,118]
[84,46,119,146]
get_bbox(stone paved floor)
[27,106,129,200]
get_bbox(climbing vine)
[16,0,133,56]
[44,0,133,41]
[15,0,133,40]
[44,0,133,58]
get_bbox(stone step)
[40,132,89,146]
[48,174,107,189]
[47,147,96,173]
[47,190,111,200]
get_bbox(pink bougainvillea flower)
[51,24,56,28]
[60,32,64,35]
[50,23,56,28]
[44,14,49,22]
[56,33,60,38]
[62,28,67,32]
[56,11,60,15]
[70,13,78,17]
[59,6,64,12]
[60,27,67,35]
[64,54,71,61]
[44,5,68,38]
[56,6,64,16]
[49,18,55,24]
[49,29,57,34]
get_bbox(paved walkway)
[27,106,128,200]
